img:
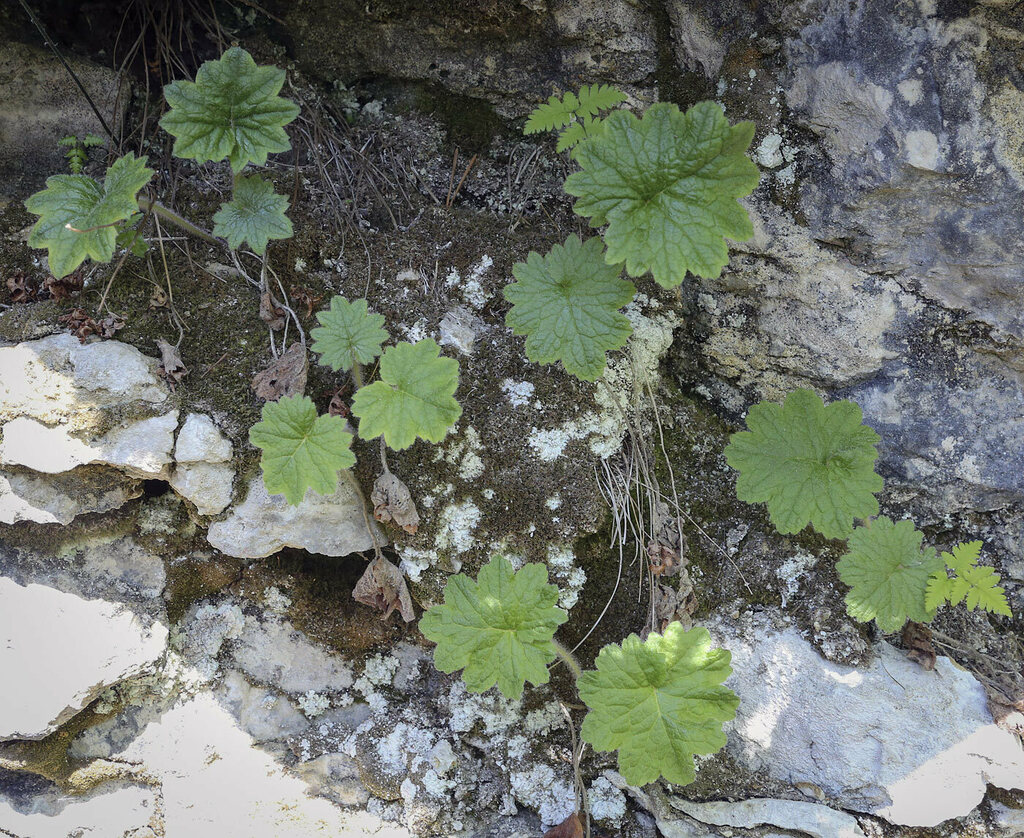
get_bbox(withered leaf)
[371,470,420,534]
[149,286,168,309]
[902,621,936,671]
[328,386,350,417]
[59,307,98,343]
[259,289,286,330]
[542,813,583,838]
[155,338,187,383]
[353,555,415,622]
[98,313,125,338]
[7,271,38,303]
[251,342,307,401]
[42,269,83,300]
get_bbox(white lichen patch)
[547,544,587,610]
[545,494,562,510]
[262,586,292,615]
[509,764,575,826]
[501,379,535,407]
[777,550,818,607]
[401,317,430,343]
[398,547,438,583]
[588,774,627,824]
[441,427,485,481]
[445,681,522,735]
[435,499,482,555]
[298,690,331,718]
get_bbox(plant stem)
[551,638,583,682]
[342,468,385,559]
[351,361,365,389]
[136,195,221,246]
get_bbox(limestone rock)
[670,797,866,838]
[169,461,234,515]
[0,778,157,838]
[174,413,233,464]
[0,334,167,425]
[0,412,178,479]
[207,475,375,558]
[0,42,128,202]
[229,611,355,694]
[715,617,1024,827]
[0,579,168,740]
[0,466,141,525]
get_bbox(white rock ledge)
[0,579,168,740]
[207,476,375,559]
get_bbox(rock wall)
[1,1,1023,837]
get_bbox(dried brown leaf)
[259,290,286,330]
[902,621,936,671]
[353,555,415,622]
[149,286,168,309]
[42,269,83,300]
[155,338,187,384]
[542,813,583,838]
[6,271,38,303]
[371,471,420,534]
[98,314,125,338]
[251,342,308,401]
[328,387,350,417]
[58,307,98,343]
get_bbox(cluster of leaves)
[726,389,1012,632]
[25,47,300,278]
[421,556,738,786]
[58,133,104,174]
[249,295,461,504]
[510,90,759,380]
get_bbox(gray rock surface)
[0,466,141,525]
[0,779,157,838]
[207,475,376,558]
[0,42,127,203]
[669,797,865,838]
[714,615,1024,827]
[0,578,167,740]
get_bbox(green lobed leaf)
[212,175,292,254]
[940,541,1011,617]
[565,101,760,287]
[351,339,461,451]
[504,235,636,381]
[310,296,389,371]
[578,623,738,786]
[419,555,568,699]
[836,517,944,633]
[249,394,355,505]
[160,46,300,173]
[724,388,883,540]
[25,154,154,278]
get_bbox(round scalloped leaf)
[351,339,461,451]
[160,46,300,173]
[25,154,154,278]
[504,235,635,381]
[212,175,292,254]
[564,101,759,287]
[724,388,883,540]
[249,394,355,505]
[837,517,944,633]
[419,555,568,699]
[578,623,738,787]
[311,296,389,371]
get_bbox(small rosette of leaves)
[25,153,154,278]
[837,517,944,633]
[926,541,1012,617]
[565,101,760,287]
[161,46,300,172]
[351,339,461,450]
[724,389,883,540]
[419,555,568,699]
[504,235,635,381]
[311,296,389,371]
[578,623,739,786]
[249,394,355,505]
[212,175,292,254]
